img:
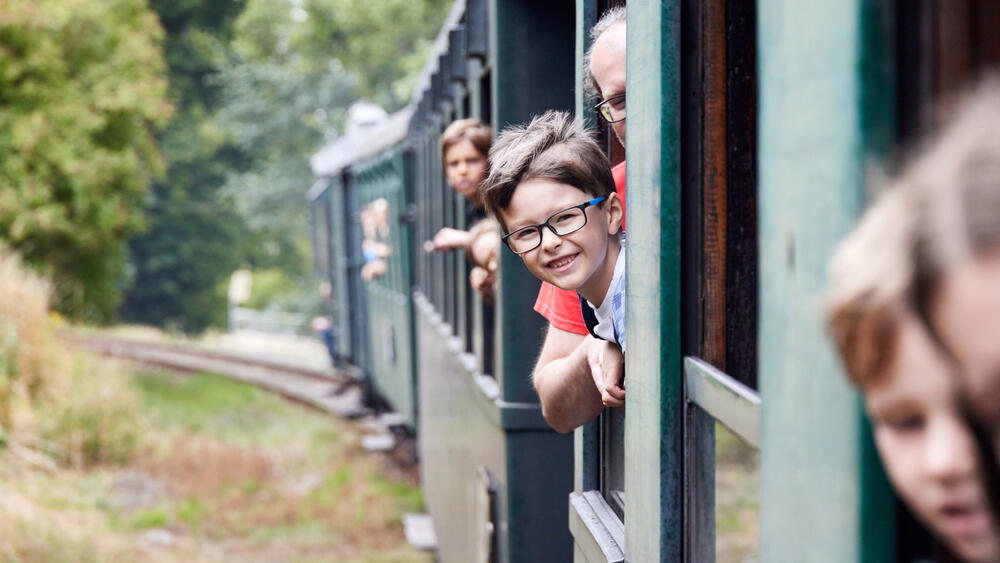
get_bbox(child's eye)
[883,415,924,433]
[512,229,536,241]
[554,212,576,224]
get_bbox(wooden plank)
[701,0,728,372]
[724,0,758,389]
[624,1,683,561]
[757,0,897,561]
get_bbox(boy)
[429,118,500,299]
[483,111,626,350]
[826,188,999,562]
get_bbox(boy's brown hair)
[825,188,918,388]
[440,118,492,160]
[482,110,615,231]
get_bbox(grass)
[1,365,430,562]
[715,422,760,563]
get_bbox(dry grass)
[0,249,428,561]
[0,248,50,427]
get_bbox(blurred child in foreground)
[826,82,1000,562]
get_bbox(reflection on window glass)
[715,421,759,563]
[360,197,392,281]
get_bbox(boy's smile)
[500,178,622,305]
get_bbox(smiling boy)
[483,111,626,350]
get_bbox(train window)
[889,1,1000,556]
[897,0,1000,141]
[679,0,759,556]
[585,0,629,524]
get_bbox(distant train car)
[309,0,1000,561]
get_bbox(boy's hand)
[585,336,625,408]
[468,266,495,304]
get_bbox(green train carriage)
[307,0,1000,561]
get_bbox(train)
[307,0,998,561]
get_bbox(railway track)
[63,332,373,421]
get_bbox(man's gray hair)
[583,6,626,101]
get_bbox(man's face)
[865,315,998,563]
[590,22,626,147]
[933,251,1000,457]
[499,179,622,303]
[444,139,488,202]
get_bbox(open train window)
[679,2,759,558]
[893,2,1000,559]
[584,0,629,524]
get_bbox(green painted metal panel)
[491,0,576,404]
[757,1,896,561]
[355,148,419,427]
[624,2,684,562]
[328,174,353,361]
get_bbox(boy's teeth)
[551,256,573,268]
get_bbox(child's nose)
[539,227,562,252]
[924,417,976,483]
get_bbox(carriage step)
[361,433,396,452]
[402,513,437,551]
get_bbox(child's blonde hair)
[825,188,918,387]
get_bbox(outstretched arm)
[532,326,605,433]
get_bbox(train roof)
[307,0,466,201]
[308,104,414,184]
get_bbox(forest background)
[0,0,451,331]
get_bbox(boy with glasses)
[483,111,626,353]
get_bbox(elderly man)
[531,6,627,433]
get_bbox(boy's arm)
[533,326,623,433]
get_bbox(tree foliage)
[0,0,171,321]
[118,0,248,333]
[111,0,449,332]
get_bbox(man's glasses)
[594,93,626,124]
[502,197,606,254]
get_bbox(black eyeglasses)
[502,197,606,254]
[594,93,626,123]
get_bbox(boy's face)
[499,179,622,301]
[865,315,998,562]
[933,251,1000,456]
[444,139,488,202]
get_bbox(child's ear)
[605,192,624,234]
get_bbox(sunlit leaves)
[0,0,171,321]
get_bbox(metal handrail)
[684,357,762,448]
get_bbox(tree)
[122,0,451,332]
[0,0,171,321]
[119,0,248,332]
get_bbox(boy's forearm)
[533,331,603,433]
